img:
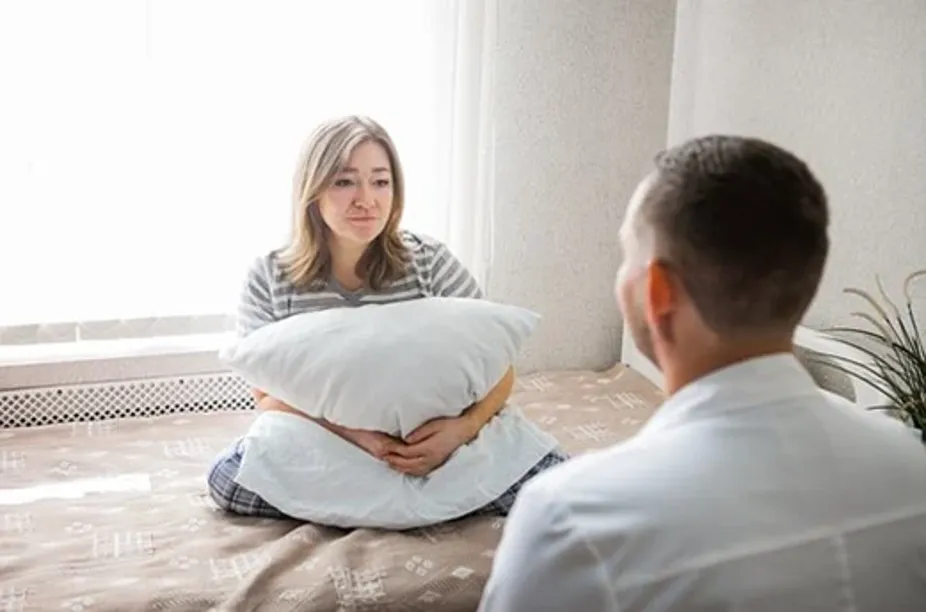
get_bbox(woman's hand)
[332,426,406,460]
[383,367,514,477]
[384,416,479,477]
[258,396,404,459]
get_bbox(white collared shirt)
[479,354,926,611]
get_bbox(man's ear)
[644,259,676,328]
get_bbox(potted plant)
[813,270,926,443]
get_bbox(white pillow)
[219,296,541,437]
[233,408,559,529]
[218,296,561,529]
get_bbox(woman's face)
[317,139,394,248]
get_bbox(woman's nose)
[354,184,375,208]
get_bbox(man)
[478,135,926,611]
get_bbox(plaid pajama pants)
[206,438,569,522]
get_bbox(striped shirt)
[237,230,483,336]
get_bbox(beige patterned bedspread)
[0,365,662,611]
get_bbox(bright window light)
[0,0,447,328]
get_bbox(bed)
[0,326,877,611]
[1,364,664,611]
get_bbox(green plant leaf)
[876,275,903,321]
[817,334,910,382]
[820,272,926,427]
[806,355,902,406]
[844,287,900,341]
[904,303,926,363]
[902,269,926,303]
[823,326,922,366]
[846,310,895,342]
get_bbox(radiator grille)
[0,373,254,428]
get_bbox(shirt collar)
[638,353,822,437]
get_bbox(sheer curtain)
[428,0,497,292]
[0,0,496,341]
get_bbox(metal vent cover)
[0,372,254,428]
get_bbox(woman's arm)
[238,256,278,404]
[383,242,515,476]
[426,238,505,437]
[385,366,516,477]
[459,365,515,439]
[258,395,405,459]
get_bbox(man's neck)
[661,334,794,396]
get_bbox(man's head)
[616,135,829,382]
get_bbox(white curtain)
[428,0,498,292]
[0,0,496,340]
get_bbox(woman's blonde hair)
[278,115,409,291]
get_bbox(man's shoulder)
[820,389,925,457]
[523,437,674,511]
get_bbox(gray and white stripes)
[236,230,483,336]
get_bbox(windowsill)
[0,332,238,390]
[0,332,236,366]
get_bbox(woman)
[207,115,567,521]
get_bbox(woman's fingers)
[370,433,405,457]
[385,454,424,469]
[406,422,438,444]
[385,453,431,476]
[385,440,427,458]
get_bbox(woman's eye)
[333,178,354,188]
[374,179,391,188]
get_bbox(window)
[0,0,463,336]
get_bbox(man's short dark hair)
[642,135,829,334]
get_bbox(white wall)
[668,0,926,330]
[489,0,677,371]
[495,0,926,373]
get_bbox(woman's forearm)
[461,366,515,437]
[256,395,403,459]
[256,394,303,416]
[257,395,349,439]
[254,364,516,448]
